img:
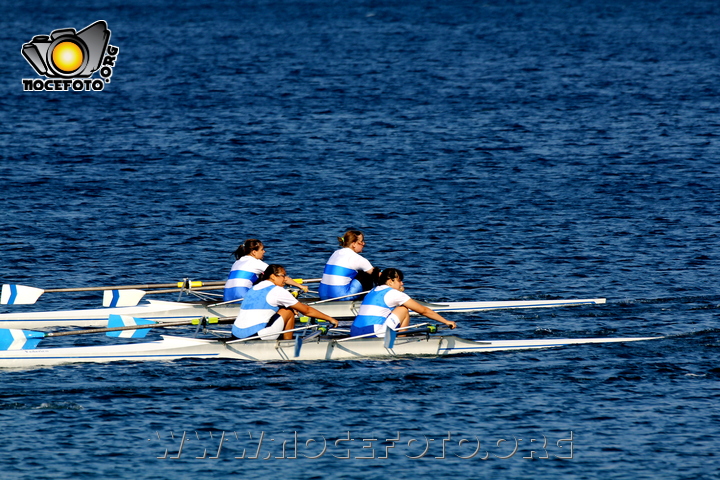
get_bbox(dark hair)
[259,264,286,282]
[379,268,403,285]
[232,239,263,260]
[338,230,364,248]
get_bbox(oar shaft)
[226,325,319,344]
[335,323,430,342]
[43,281,227,293]
[309,290,370,305]
[45,317,235,337]
[143,286,224,295]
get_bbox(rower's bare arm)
[292,302,339,326]
[286,277,309,293]
[404,299,457,329]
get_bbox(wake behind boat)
[0,332,658,369]
[0,297,607,329]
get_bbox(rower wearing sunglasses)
[232,264,339,340]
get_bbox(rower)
[232,264,339,340]
[350,268,456,338]
[223,239,307,302]
[318,230,378,301]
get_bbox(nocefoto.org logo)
[21,20,119,92]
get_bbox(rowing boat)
[0,333,658,369]
[0,297,607,329]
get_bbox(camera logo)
[21,20,120,92]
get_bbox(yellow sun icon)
[52,41,84,73]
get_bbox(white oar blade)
[1,285,45,305]
[103,289,147,307]
[107,315,155,338]
[0,329,44,350]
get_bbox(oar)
[104,315,227,338]
[102,278,320,307]
[0,315,235,350]
[0,329,45,351]
[103,286,225,307]
[335,323,430,344]
[200,279,324,309]
[103,289,147,307]
[285,321,434,357]
[0,280,226,305]
[225,324,324,358]
[226,324,321,344]
[307,290,371,305]
[384,326,398,348]
[291,324,333,357]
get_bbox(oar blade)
[294,335,303,358]
[107,315,156,338]
[0,329,44,350]
[384,327,398,349]
[103,289,147,307]
[1,285,45,305]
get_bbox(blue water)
[1,0,719,478]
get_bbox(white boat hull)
[0,334,657,369]
[0,298,607,329]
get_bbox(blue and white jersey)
[223,256,268,302]
[318,248,373,300]
[232,280,298,339]
[350,285,410,337]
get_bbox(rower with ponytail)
[318,230,378,301]
[223,239,307,302]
